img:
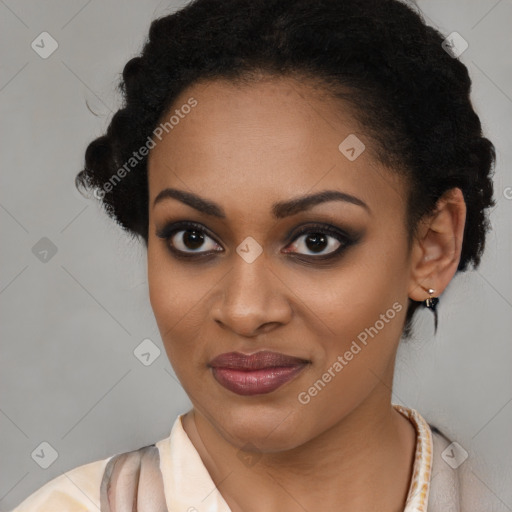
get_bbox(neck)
[182,383,417,512]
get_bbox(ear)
[408,187,467,302]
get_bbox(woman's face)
[147,76,414,451]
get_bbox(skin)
[146,75,466,512]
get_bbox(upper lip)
[208,350,310,370]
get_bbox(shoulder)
[428,424,481,512]
[10,440,171,512]
[11,415,185,511]
[11,455,113,512]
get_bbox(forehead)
[147,76,406,220]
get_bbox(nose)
[212,254,293,337]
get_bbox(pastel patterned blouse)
[12,404,446,512]
[393,404,433,512]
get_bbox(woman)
[11,0,496,510]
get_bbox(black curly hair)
[75,0,496,339]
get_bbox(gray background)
[1,0,511,510]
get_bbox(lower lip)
[211,365,307,396]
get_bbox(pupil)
[184,230,204,250]
[306,233,327,253]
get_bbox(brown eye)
[172,228,211,252]
[156,221,223,258]
[282,223,358,261]
[286,231,343,257]
[156,221,359,262]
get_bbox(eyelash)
[155,220,358,262]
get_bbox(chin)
[211,401,309,452]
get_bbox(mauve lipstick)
[208,350,310,396]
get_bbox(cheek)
[303,246,406,343]
[147,247,197,360]
[147,243,220,386]
[296,236,408,393]
[293,286,406,437]
[147,241,197,324]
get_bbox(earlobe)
[408,187,467,303]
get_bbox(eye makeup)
[155,219,364,264]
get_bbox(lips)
[209,350,309,369]
[208,350,310,395]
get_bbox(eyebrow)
[152,188,371,218]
